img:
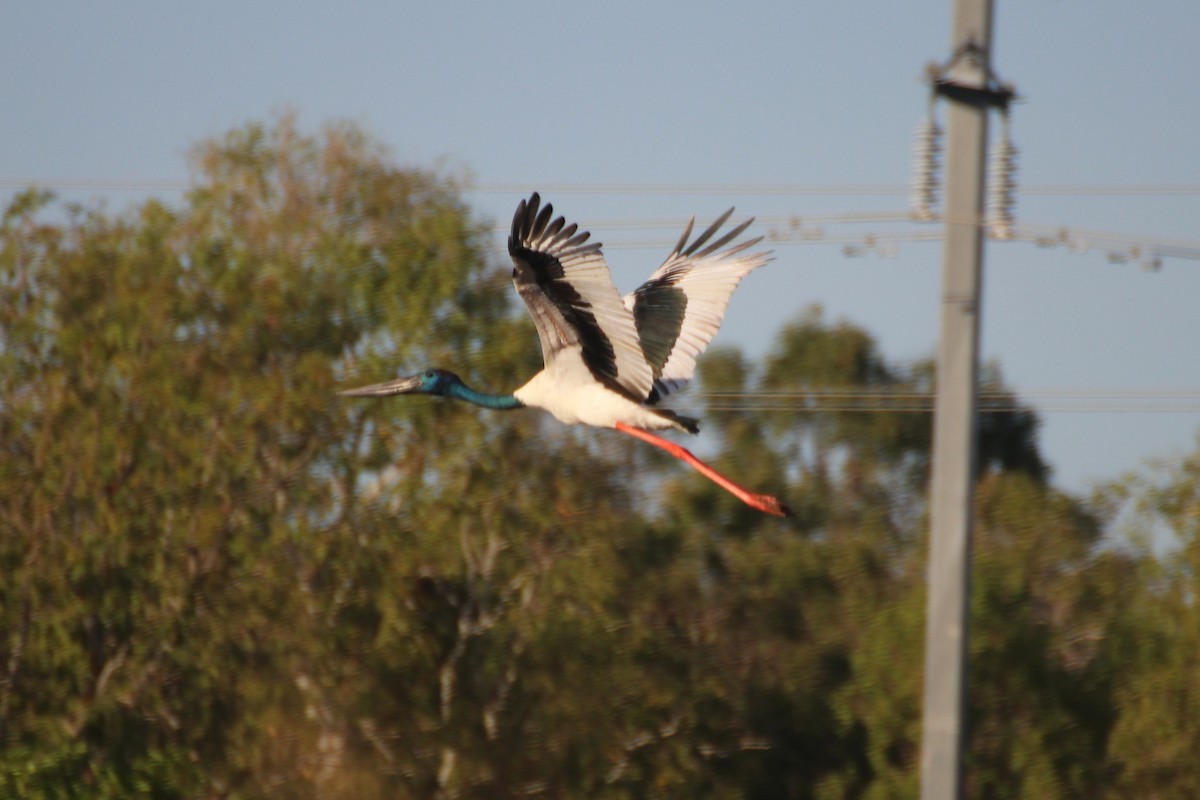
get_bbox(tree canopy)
[1,117,1196,798]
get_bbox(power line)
[505,223,1200,262]
[0,178,192,191]
[684,390,1200,414]
[6,178,1197,263]
[473,210,1200,262]
[697,388,1200,397]
[4,177,1200,197]
[702,405,1200,414]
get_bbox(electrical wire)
[5,178,1200,196]
[678,388,1200,414]
[6,178,1198,260]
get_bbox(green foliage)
[1,116,1196,797]
[966,473,1120,798]
[1098,445,1200,797]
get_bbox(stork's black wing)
[508,192,653,401]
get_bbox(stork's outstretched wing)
[508,193,654,401]
[623,208,771,403]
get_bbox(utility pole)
[920,0,1008,798]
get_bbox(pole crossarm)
[926,40,1017,110]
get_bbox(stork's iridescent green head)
[339,369,523,410]
[339,368,462,398]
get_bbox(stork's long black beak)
[338,374,425,397]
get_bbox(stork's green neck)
[446,380,524,410]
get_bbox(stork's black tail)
[653,408,700,435]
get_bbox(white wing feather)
[623,210,771,401]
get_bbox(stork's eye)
[425,370,435,378]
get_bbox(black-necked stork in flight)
[341,193,792,517]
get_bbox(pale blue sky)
[4,1,1199,494]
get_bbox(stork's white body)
[514,351,679,431]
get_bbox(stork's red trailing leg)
[615,423,792,518]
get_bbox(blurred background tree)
[0,116,1195,798]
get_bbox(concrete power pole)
[920,0,1010,797]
